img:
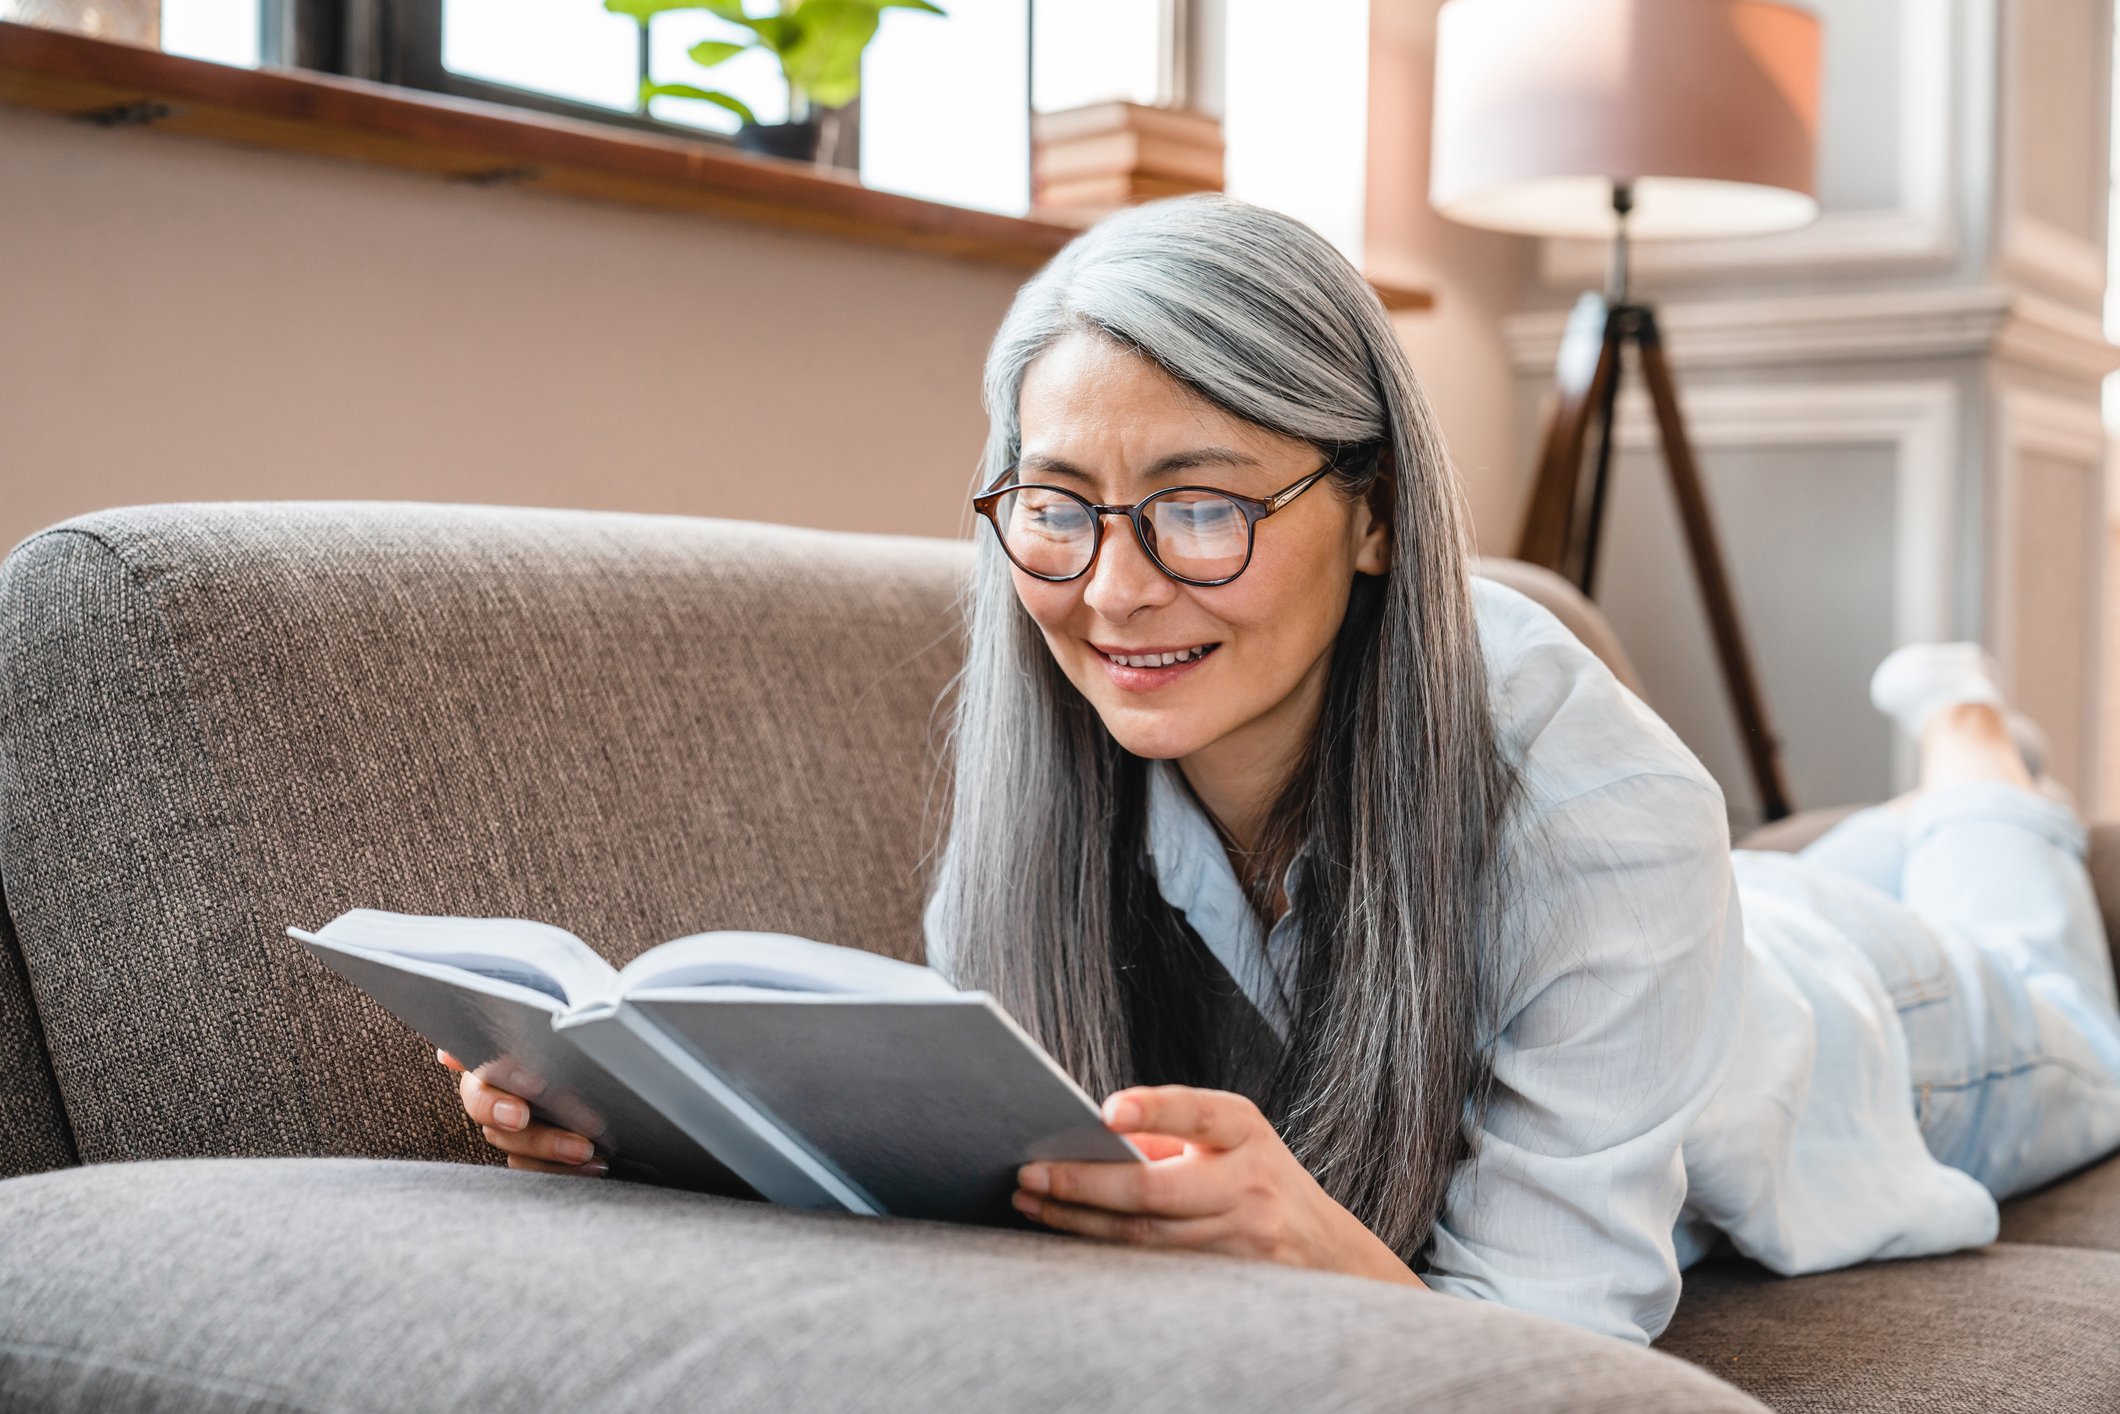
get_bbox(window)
[151,0,1036,213]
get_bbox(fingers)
[1018,1155,1227,1218]
[436,1048,465,1072]
[1125,1133,1188,1162]
[1102,1085,1262,1151]
[458,1069,535,1131]
[502,1153,609,1178]
[1013,1191,1226,1249]
[480,1122,603,1168]
[456,1066,600,1170]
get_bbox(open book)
[289,909,1144,1226]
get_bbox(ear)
[1352,445,1395,576]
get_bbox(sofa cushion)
[1658,1244,2120,1411]
[0,1156,1766,1414]
[1998,1149,2120,1253]
[0,505,967,1169]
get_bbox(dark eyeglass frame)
[970,455,1338,588]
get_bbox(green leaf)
[818,0,946,11]
[776,0,880,107]
[738,13,798,54]
[603,0,715,21]
[640,80,759,125]
[686,38,751,67]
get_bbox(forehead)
[1017,330,1290,473]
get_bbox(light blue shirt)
[928,576,2000,1347]
[1139,577,1998,1346]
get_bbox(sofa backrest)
[0,504,1669,1173]
[0,504,969,1171]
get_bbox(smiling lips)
[1094,642,1216,668]
[1090,641,1220,690]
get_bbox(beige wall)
[1364,0,1532,555]
[2,25,1523,562]
[0,104,1026,556]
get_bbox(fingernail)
[493,1100,527,1129]
[558,1135,594,1164]
[1012,1189,1040,1215]
[584,1160,609,1177]
[1018,1163,1049,1193]
[1105,1097,1140,1128]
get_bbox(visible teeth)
[1112,645,1209,668]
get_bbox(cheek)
[1012,576,1081,636]
[1203,563,1341,669]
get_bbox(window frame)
[275,0,862,169]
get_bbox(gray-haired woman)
[446,193,2120,1348]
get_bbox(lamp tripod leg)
[1516,293,1619,576]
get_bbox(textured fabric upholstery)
[0,504,967,1169]
[0,889,74,1178]
[1657,1245,2120,1411]
[0,1156,1769,1414]
[1998,1150,2120,1253]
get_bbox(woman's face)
[1007,330,1390,782]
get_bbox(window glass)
[861,0,1028,215]
[440,0,785,131]
[161,0,262,67]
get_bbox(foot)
[1870,642,2005,742]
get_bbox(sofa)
[0,501,2115,1413]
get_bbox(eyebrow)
[1017,446,1261,483]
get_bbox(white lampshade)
[1430,0,1822,240]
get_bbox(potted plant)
[605,0,946,166]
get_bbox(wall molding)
[1993,0,2112,304]
[1507,286,2120,383]
[1603,379,1961,793]
[1987,383,2110,798]
[1535,0,1958,286]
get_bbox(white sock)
[1869,642,2004,743]
[1868,642,2057,782]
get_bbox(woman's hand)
[436,1049,608,1177]
[1012,1084,1426,1288]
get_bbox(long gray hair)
[931,193,1524,1267]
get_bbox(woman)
[443,194,2120,1347]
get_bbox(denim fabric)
[1795,782,2120,1201]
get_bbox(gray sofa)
[0,502,2115,1413]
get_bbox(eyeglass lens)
[992,487,1252,582]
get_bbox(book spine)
[559,1004,881,1215]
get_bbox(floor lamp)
[1429,0,1822,823]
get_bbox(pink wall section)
[0,104,1023,556]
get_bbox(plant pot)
[736,117,823,164]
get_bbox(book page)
[613,931,956,1000]
[298,908,620,1006]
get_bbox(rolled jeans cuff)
[1904,779,2087,859]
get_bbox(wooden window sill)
[0,20,1431,307]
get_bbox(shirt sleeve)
[1418,769,1746,1346]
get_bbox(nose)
[1080,511,1178,621]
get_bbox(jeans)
[1795,780,2120,1200]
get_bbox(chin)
[1085,699,1218,761]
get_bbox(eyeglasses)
[970,457,1337,588]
